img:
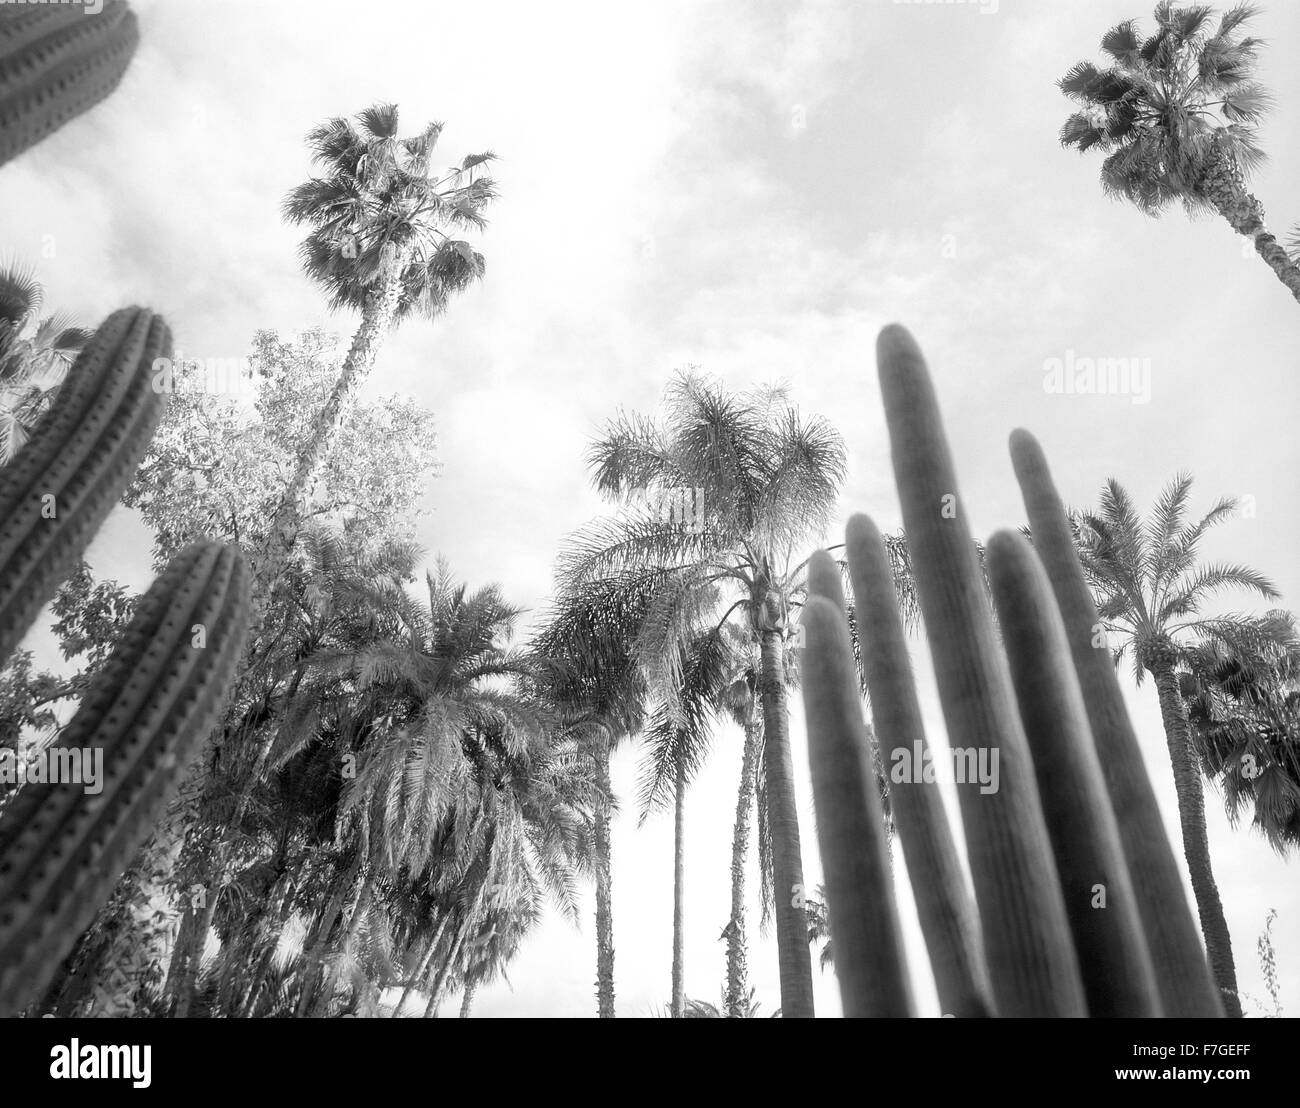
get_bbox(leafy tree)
[1059,2,1300,304]
[1075,473,1281,1017]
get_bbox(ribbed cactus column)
[802,550,915,1017]
[0,306,170,664]
[1008,429,1224,1016]
[876,324,1086,1016]
[0,1,139,168]
[0,542,251,1016]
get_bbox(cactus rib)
[1008,428,1224,1016]
[0,306,170,667]
[985,528,1162,1017]
[0,541,251,1017]
[0,0,138,168]
[876,323,1085,1016]
[843,513,994,1017]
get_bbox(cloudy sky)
[5,0,1298,1017]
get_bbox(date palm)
[270,104,495,603]
[1059,3,1300,304]
[557,373,848,1018]
[1074,473,1280,1017]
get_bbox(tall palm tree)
[557,374,847,1018]
[635,625,740,1017]
[0,264,91,463]
[531,580,654,1018]
[1074,473,1280,1017]
[269,104,495,603]
[1179,610,1300,853]
[1059,2,1300,304]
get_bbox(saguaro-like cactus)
[0,542,250,1016]
[0,0,139,168]
[0,306,252,1016]
[802,324,1221,1018]
[0,306,169,665]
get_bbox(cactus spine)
[0,542,250,1016]
[0,1,138,168]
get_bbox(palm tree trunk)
[458,978,478,1018]
[593,730,616,1018]
[758,627,815,1018]
[261,268,408,611]
[1198,155,1300,306]
[670,760,686,1018]
[725,712,759,1017]
[424,923,468,1018]
[1149,660,1242,1017]
[309,868,373,1017]
[393,916,449,1018]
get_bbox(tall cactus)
[0,307,251,1017]
[803,324,1221,1018]
[0,1,139,168]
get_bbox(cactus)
[0,306,169,666]
[0,541,249,1016]
[0,306,252,1016]
[803,324,1222,1018]
[1008,429,1224,1016]
[985,529,1161,1016]
[839,514,994,1018]
[803,551,914,1017]
[872,323,1086,1016]
[0,0,138,168]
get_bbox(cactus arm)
[843,513,995,1017]
[1008,428,1224,1016]
[986,528,1163,1017]
[875,324,1085,1016]
[0,1,138,168]
[0,306,170,666]
[802,550,914,1017]
[0,541,250,1017]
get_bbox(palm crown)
[282,103,496,321]
[1059,3,1269,220]
[1075,473,1279,678]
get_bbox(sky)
[3,0,1298,1017]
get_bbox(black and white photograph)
[0,0,1296,1085]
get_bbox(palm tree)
[1074,473,1281,1017]
[557,374,847,1018]
[0,264,91,463]
[635,625,743,1017]
[1179,610,1300,853]
[531,580,654,1018]
[268,103,495,603]
[1059,3,1300,304]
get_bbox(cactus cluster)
[802,324,1223,1018]
[0,0,138,169]
[0,308,251,1017]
